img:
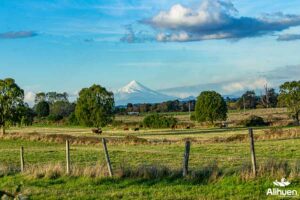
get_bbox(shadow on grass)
[141,127,257,137]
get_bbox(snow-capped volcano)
[114,80,175,105]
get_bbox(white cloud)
[24,91,36,106]
[222,78,268,93]
[151,2,236,29]
[160,77,270,98]
[141,0,300,42]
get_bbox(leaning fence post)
[20,146,24,173]
[66,140,70,175]
[102,138,113,177]
[183,140,191,177]
[248,128,257,177]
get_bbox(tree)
[75,84,114,128]
[35,92,46,104]
[236,91,257,110]
[0,78,24,135]
[50,101,75,118]
[260,86,278,108]
[35,92,68,104]
[19,104,35,126]
[126,103,133,112]
[35,101,50,117]
[34,91,71,121]
[139,103,151,113]
[157,102,168,112]
[46,92,59,104]
[278,81,300,125]
[195,91,227,124]
[268,88,279,108]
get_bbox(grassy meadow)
[0,108,300,199]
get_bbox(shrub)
[67,113,79,125]
[240,115,269,127]
[143,114,177,128]
[47,114,63,122]
[190,113,196,121]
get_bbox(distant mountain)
[114,80,175,105]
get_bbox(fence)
[10,128,260,178]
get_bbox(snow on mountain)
[114,80,175,105]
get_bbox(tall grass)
[1,159,299,182]
[210,127,300,143]
[2,127,300,146]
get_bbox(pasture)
[0,108,299,199]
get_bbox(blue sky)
[1,0,300,103]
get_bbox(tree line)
[227,87,278,110]
[1,78,300,134]
[115,86,278,114]
[115,100,196,114]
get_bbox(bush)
[67,113,79,125]
[190,113,196,121]
[240,115,269,127]
[47,114,63,122]
[143,114,177,128]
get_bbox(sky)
[1,0,300,104]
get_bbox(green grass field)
[0,108,299,199]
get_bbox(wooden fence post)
[20,146,24,173]
[183,141,191,177]
[102,138,113,177]
[66,140,70,175]
[248,128,257,177]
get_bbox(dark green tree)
[50,101,75,118]
[35,101,50,117]
[195,91,227,124]
[75,84,114,128]
[19,104,35,126]
[278,81,300,125]
[0,78,24,135]
[67,113,79,125]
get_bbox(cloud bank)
[159,78,268,98]
[277,34,300,41]
[159,65,300,98]
[138,0,300,42]
[0,31,38,39]
[222,78,267,93]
